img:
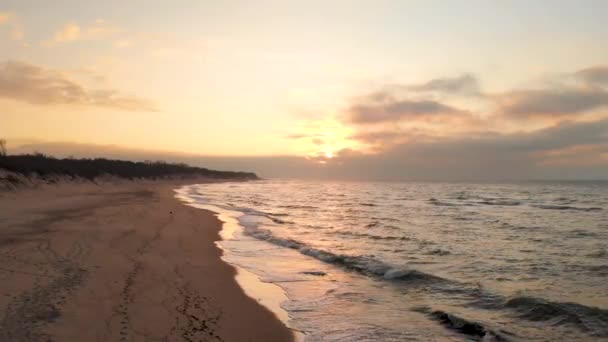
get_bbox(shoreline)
[0,179,294,341]
[175,187,306,340]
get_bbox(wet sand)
[0,180,294,341]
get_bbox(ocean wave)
[447,191,488,201]
[586,250,608,258]
[425,248,451,256]
[441,194,522,206]
[428,198,461,207]
[567,230,598,238]
[586,265,608,275]
[474,295,608,336]
[269,217,294,224]
[383,268,445,282]
[245,227,444,283]
[478,199,521,206]
[506,297,608,335]
[412,306,511,341]
[230,206,293,225]
[336,230,410,241]
[278,204,319,209]
[267,212,290,217]
[532,204,602,211]
[417,293,608,338]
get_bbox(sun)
[290,118,363,159]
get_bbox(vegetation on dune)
[0,148,258,182]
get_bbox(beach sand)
[0,180,294,341]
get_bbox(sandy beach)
[0,179,294,342]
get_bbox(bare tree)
[0,139,6,156]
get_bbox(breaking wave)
[245,226,445,283]
[472,295,608,336]
[412,306,512,341]
[504,296,608,336]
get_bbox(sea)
[176,180,608,341]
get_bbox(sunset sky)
[2,1,608,179]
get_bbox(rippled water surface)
[178,180,608,341]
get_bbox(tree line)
[0,140,258,181]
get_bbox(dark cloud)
[349,98,465,124]
[576,66,608,86]
[328,119,608,180]
[496,87,608,117]
[494,65,608,118]
[408,74,480,95]
[350,129,433,150]
[351,130,408,144]
[497,118,608,151]
[343,74,481,125]
[0,60,157,111]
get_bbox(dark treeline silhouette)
[0,153,258,181]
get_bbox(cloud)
[576,66,608,86]
[478,118,608,153]
[46,19,119,45]
[302,69,608,178]
[53,22,81,42]
[113,39,132,48]
[0,12,12,24]
[323,67,608,179]
[350,130,412,148]
[311,137,324,145]
[536,144,608,167]
[349,98,466,124]
[407,74,480,95]
[345,74,483,127]
[9,64,607,181]
[336,65,608,157]
[352,67,608,126]
[329,118,608,180]
[0,60,157,111]
[493,65,608,119]
[496,87,608,118]
[0,12,24,42]
[9,25,23,41]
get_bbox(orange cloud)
[46,19,120,45]
[0,12,12,24]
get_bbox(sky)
[1,0,608,180]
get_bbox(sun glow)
[290,118,364,160]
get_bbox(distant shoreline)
[0,179,293,341]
